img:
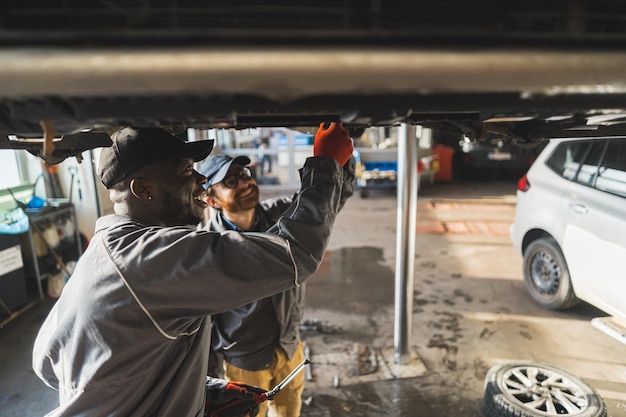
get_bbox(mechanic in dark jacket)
[32,124,353,417]
[199,127,354,417]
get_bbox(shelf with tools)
[19,204,83,300]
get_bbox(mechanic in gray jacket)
[199,149,354,417]
[32,124,354,417]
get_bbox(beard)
[160,189,204,226]
[220,183,260,213]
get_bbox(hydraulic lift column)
[394,123,418,365]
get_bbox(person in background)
[32,123,353,417]
[199,125,354,417]
[257,138,272,175]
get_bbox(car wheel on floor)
[359,188,370,198]
[484,361,607,417]
[523,237,580,309]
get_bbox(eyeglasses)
[221,167,253,189]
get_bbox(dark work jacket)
[33,156,352,417]
[206,158,356,372]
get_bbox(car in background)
[455,135,539,178]
[510,136,626,344]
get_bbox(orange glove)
[313,122,353,166]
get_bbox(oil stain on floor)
[305,246,395,314]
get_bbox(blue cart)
[353,148,398,198]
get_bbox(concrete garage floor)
[301,179,626,417]
[2,179,626,417]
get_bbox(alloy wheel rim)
[501,365,589,416]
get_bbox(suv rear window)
[575,140,606,186]
[595,139,626,197]
[546,141,591,180]
[546,138,626,198]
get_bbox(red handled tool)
[209,358,310,417]
[261,358,310,401]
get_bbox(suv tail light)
[517,174,530,192]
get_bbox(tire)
[359,188,370,198]
[484,361,607,417]
[523,237,580,310]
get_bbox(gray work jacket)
[32,156,349,417]
[207,158,355,371]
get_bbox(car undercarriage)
[2,0,626,163]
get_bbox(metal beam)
[2,49,626,98]
[394,123,418,364]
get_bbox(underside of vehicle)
[2,0,626,163]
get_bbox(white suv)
[510,136,626,344]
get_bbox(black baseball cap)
[198,154,251,189]
[98,127,214,189]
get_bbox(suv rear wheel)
[523,237,580,309]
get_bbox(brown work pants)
[224,342,305,417]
